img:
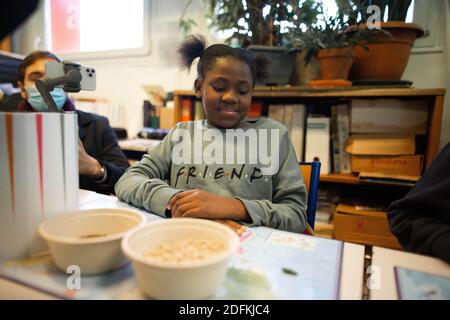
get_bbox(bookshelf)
[173,86,445,171]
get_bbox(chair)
[299,161,321,234]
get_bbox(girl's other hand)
[167,189,249,221]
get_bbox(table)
[118,138,159,160]
[0,190,365,300]
[369,246,450,300]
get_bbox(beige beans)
[144,237,227,264]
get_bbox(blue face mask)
[26,87,67,112]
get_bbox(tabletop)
[369,246,450,300]
[0,189,365,300]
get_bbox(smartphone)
[45,61,96,91]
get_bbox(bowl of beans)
[39,208,146,275]
[121,218,239,299]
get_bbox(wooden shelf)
[320,173,360,184]
[174,86,445,179]
[174,87,446,99]
[320,173,414,187]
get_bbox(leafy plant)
[287,2,374,65]
[179,0,198,37]
[180,0,321,47]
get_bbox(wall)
[12,0,450,148]
[403,0,450,149]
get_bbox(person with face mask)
[17,50,130,195]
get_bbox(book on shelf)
[345,134,416,156]
[268,104,285,124]
[331,106,340,173]
[181,98,193,122]
[350,99,428,134]
[283,104,294,128]
[289,104,305,162]
[194,100,205,120]
[331,104,351,173]
[268,104,306,162]
[337,104,351,173]
[246,101,263,120]
[305,117,331,174]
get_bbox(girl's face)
[195,57,253,129]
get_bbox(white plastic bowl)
[122,218,239,299]
[39,208,145,275]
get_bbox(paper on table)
[395,267,450,300]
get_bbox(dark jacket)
[387,143,450,263]
[19,99,130,195]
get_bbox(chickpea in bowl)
[121,218,239,299]
[39,208,145,275]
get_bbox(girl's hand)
[167,189,249,221]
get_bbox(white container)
[39,208,146,275]
[0,112,78,260]
[122,218,239,299]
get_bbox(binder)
[337,104,351,173]
[305,117,331,174]
[289,104,306,162]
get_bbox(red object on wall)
[50,0,80,53]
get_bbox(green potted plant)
[339,0,424,80]
[179,0,321,86]
[288,5,372,85]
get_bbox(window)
[45,0,150,59]
[320,0,414,22]
[214,0,415,42]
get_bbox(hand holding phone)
[45,61,96,91]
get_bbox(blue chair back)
[299,161,321,231]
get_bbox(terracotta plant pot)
[317,47,354,80]
[348,22,424,80]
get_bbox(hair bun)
[178,34,207,71]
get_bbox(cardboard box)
[350,99,428,134]
[351,154,423,176]
[333,204,402,249]
[345,134,416,156]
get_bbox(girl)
[115,35,307,233]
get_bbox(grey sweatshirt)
[115,118,307,233]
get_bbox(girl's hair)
[178,35,269,86]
